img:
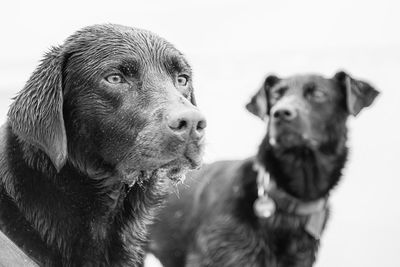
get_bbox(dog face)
[247,72,379,151]
[8,24,206,183]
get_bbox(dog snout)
[167,109,207,139]
[272,106,297,121]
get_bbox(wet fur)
[0,24,203,266]
[147,72,378,267]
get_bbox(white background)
[0,1,399,266]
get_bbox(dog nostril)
[177,120,187,130]
[197,120,207,131]
[169,118,188,131]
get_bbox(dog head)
[247,71,379,151]
[8,24,206,184]
[246,71,379,200]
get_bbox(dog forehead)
[278,75,335,91]
[64,24,180,62]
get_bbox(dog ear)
[8,46,68,172]
[334,71,380,116]
[246,75,280,119]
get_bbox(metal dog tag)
[254,196,276,218]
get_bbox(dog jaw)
[116,157,194,187]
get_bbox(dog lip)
[116,141,203,184]
[118,164,187,185]
[164,166,188,182]
[280,132,303,143]
[270,131,321,149]
[269,131,305,148]
[301,134,320,147]
[156,161,190,182]
[184,154,202,169]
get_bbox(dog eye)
[105,74,125,84]
[270,87,285,100]
[310,90,327,102]
[177,75,189,87]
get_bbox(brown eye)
[105,74,124,84]
[177,75,189,86]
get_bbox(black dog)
[0,24,206,266]
[147,72,379,267]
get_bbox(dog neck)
[253,163,328,239]
[251,134,347,240]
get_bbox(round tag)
[254,196,276,218]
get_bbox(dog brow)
[303,82,316,90]
[165,55,191,75]
[102,58,140,77]
[119,59,140,76]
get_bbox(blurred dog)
[147,71,379,267]
[0,24,206,266]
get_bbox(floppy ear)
[8,46,68,172]
[334,71,380,116]
[246,75,280,119]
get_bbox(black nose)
[272,107,297,121]
[168,110,207,139]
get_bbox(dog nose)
[168,110,207,139]
[272,107,297,121]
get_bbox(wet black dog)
[147,72,379,267]
[0,24,206,266]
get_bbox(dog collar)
[253,163,328,239]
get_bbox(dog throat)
[253,163,328,239]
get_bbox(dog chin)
[159,154,203,182]
[158,162,190,183]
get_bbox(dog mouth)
[157,151,203,182]
[269,130,319,149]
[118,151,202,186]
[116,137,204,186]
[118,166,187,187]
[158,163,189,182]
